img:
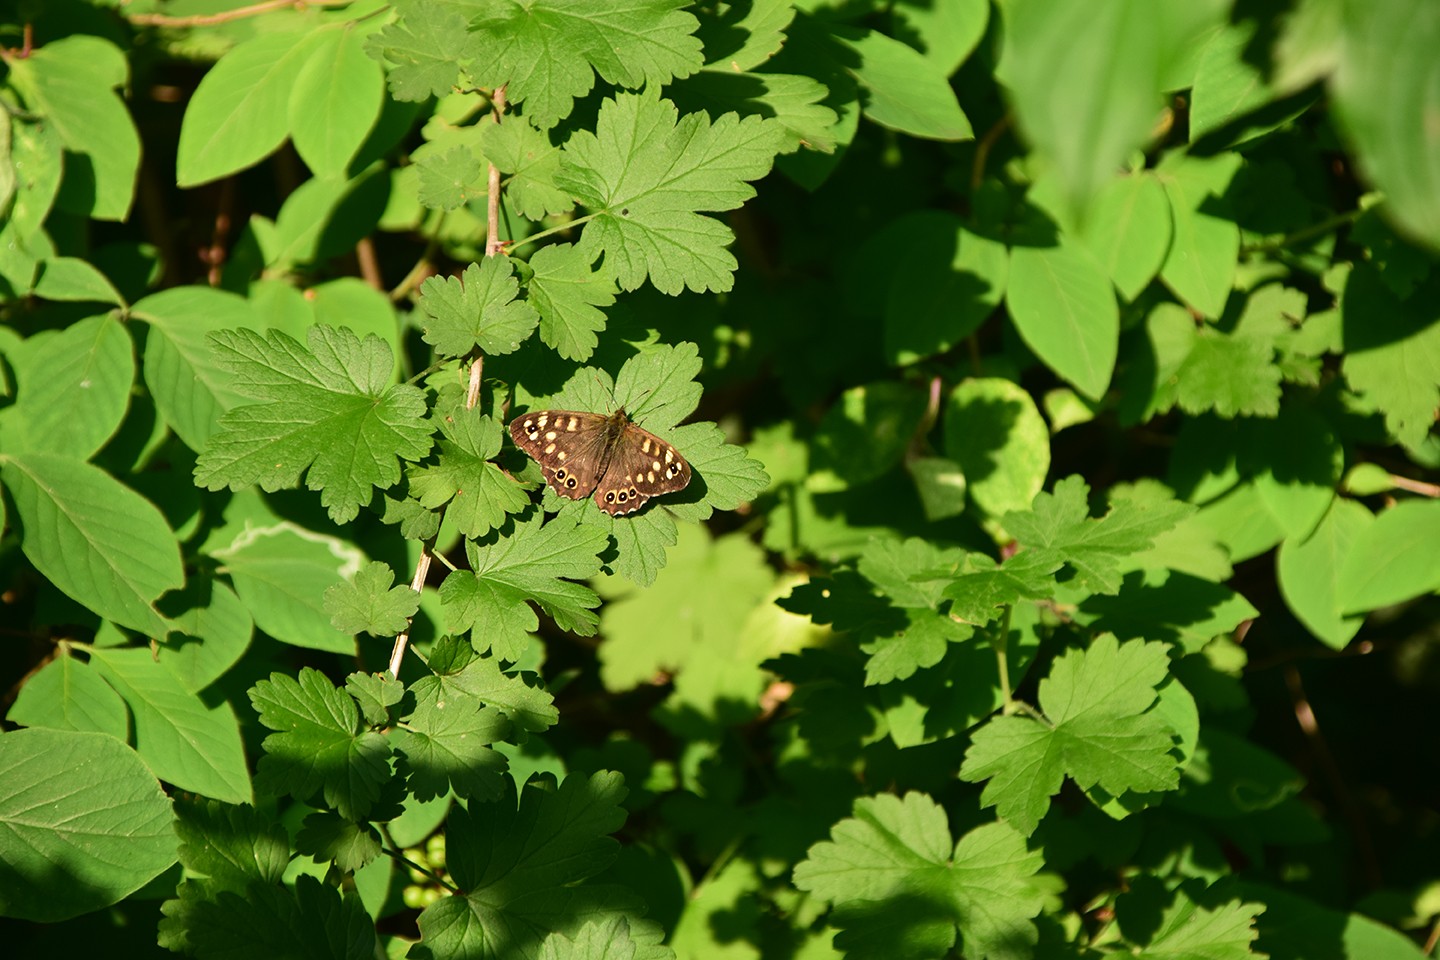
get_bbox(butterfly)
[508,408,692,516]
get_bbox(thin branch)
[387,542,434,680]
[970,111,1011,192]
[1283,664,1382,890]
[485,86,508,258]
[128,0,353,28]
[1387,474,1440,498]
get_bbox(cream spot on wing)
[652,460,661,471]
[647,472,655,482]
[641,438,651,453]
[544,443,555,454]
[545,431,557,441]
[556,451,567,461]
[664,449,674,463]
[566,417,578,431]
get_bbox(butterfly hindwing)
[593,422,692,516]
[508,410,611,500]
[509,407,692,515]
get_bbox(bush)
[2,1,1439,958]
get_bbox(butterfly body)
[509,408,691,516]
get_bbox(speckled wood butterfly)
[508,408,692,516]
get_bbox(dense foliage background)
[2,0,1440,958]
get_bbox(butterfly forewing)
[508,410,612,500]
[509,408,691,515]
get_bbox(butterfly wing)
[592,421,692,516]
[509,410,612,499]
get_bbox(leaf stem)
[994,602,1015,711]
[502,214,597,255]
[1239,208,1363,255]
[380,826,459,894]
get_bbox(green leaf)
[960,635,1181,833]
[419,257,541,357]
[413,772,657,960]
[1174,330,1283,419]
[943,551,1063,626]
[1277,498,1369,649]
[208,510,361,654]
[1336,498,1440,614]
[664,420,770,518]
[33,256,126,305]
[4,35,140,220]
[1003,0,1178,215]
[0,315,134,459]
[469,0,704,130]
[597,525,773,696]
[156,576,254,694]
[890,0,990,76]
[1004,475,1197,595]
[324,560,421,637]
[5,655,129,739]
[417,146,485,211]
[1332,0,1440,248]
[172,798,289,891]
[1007,239,1119,401]
[793,793,1045,960]
[441,514,609,660]
[884,212,1008,366]
[1118,883,1265,960]
[1076,172,1172,302]
[159,872,376,960]
[826,25,973,141]
[672,68,839,154]
[860,609,972,686]
[295,811,382,874]
[411,397,531,539]
[480,118,574,219]
[394,679,511,802]
[527,243,617,362]
[3,117,63,243]
[89,647,253,804]
[0,728,176,923]
[289,27,385,178]
[345,671,406,727]
[193,325,433,525]
[858,537,965,609]
[943,378,1051,520]
[541,916,664,960]
[1191,480,1286,564]
[249,668,392,821]
[1158,152,1242,319]
[425,649,559,734]
[1245,405,1341,540]
[176,32,319,187]
[134,286,261,453]
[367,4,480,101]
[1078,568,1258,654]
[810,381,928,492]
[1,453,183,636]
[1341,266,1440,448]
[1190,21,1281,143]
[557,90,785,294]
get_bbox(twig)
[355,235,382,291]
[128,0,353,28]
[1283,664,1381,890]
[387,544,433,680]
[970,111,1011,192]
[485,86,507,258]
